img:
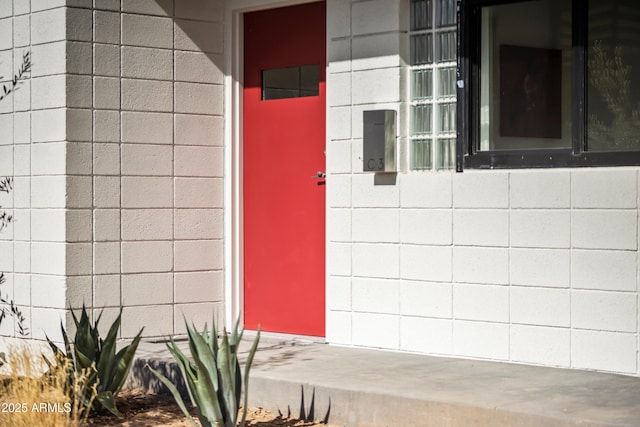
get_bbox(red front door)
[243,2,326,337]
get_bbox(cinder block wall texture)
[0,0,224,344]
[326,0,640,376]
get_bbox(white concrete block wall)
[326,0,640,376]
[326,0,405,345]
[88,0,224,339]
[0,0,225,346]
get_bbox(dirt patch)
[87,389,335,427]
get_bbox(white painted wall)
[0,0,226,346]
[326,0,640,376]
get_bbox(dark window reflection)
[587,0,640,151]
[262,65,319,100]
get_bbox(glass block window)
[409,0,457,170]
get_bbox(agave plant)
[148,318,260,427]
[44,305,143,417]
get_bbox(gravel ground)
[87,389,337,427]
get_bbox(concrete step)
[127,335,640,427]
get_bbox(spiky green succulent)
[148,317,260,427]
[45,305,143,417]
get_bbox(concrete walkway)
[128,334,640,427]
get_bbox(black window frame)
[456,0,640,171]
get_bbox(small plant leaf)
[166,338,198,406]
[62,322,73,356]
[192,347,225,423]
[211,316,219,357]
[308,388,316,421]
[112,328,143,394]
[74,348,94,372]
[95,391,122,418]
[186,319,219,391]
[147,364,200,427]
[239,327,260,427]
[96,343,116,392]
[218,331,237,423]
[299,384,306,420]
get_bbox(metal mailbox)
[363,110,396,173]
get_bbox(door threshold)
[244,330,326,346]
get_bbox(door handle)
[311,171,326,179]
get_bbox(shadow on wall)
[127,357,189,400]
[157,1,225,101]
[330,2,412,69]
[162,0,412,98]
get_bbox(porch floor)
[129,334,640,427]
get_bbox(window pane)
[411,33,433,65]
[411,0,432,30]
[412,104,432,135]
[587,0,640,151]
[411,139,433,170]
[300,65,319,96]
[437,138,455,169]
[412,69,433,99]
[478,0,572,151]
[438,67,456,97]
[436,30,456,63]
[436,0,456,28]
[262,65,319,100]
[438,102,456,133]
